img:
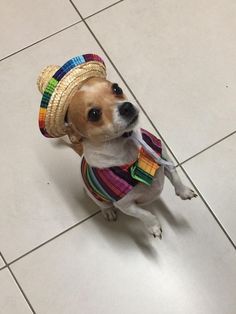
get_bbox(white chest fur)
[83,132,140,168]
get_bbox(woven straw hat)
[37,54,106,138]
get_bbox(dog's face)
[67,77,139,142]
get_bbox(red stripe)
[81,160,107,202]
[98,168,132,199]
[39,120,45,128]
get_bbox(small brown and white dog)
[65,77,197,239]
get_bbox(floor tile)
[0,22,168,262]
[11,173,236,314]
[0,256,5,269]
[88,0,236,162]
[0,0,79,59]
[72,0,119,17]
[0,269,32,314]
[183,134,236,244]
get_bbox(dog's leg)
[83,186,117,221]
[162,146,198,200]
[165,168,198,200]
[115,202,162,238]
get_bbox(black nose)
[118,102,136,118]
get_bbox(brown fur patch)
[67,78,127,142]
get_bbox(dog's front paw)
[146,222,162,239]
[102,208,117,221]
[175,185,198,200]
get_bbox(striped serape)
[81,129,162,203]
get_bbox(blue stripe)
[53,56,86,81]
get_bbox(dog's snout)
[118,102,136,118]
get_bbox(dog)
[65,77,197,239]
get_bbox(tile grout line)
[68,0,181,166]
[0,252,36,313]
[0,265,7,271]
[68,0,236,250]
[8,211,101,267]
[84,0,125,20]
[0,20,82,63]
[180,130,236,165]
[179,165,236,250]
[0,1,125,63]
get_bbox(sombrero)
[37,54,106,138]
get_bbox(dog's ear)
[65,123,83,156]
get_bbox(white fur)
[83,129,139,168]
[83,127,197,238]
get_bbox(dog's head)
[66,77,139,146]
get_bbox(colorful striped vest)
[81,129,162,203]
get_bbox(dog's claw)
[153,232,162,239]
[191,190,198,197]
[149,224,162,239]
[176,186,198,200]
[102,208,117,221]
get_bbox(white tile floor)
[0,1,235,313]
[0,269,32,314]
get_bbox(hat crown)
[37,65,60,94]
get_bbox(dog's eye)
[88,108,102,122]
[112,83,123,95]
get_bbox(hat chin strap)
[130,131,175,173]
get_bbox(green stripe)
[45,78,58,94]
[130,164,153,185]
[86,167,113,201]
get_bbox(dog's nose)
[118,102,136,118]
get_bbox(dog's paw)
[175,185,198,200]
[147,223,162,239]
[102,208,117,221]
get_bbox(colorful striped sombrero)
[37,54,106,138]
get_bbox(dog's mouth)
[127,114,139,127]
